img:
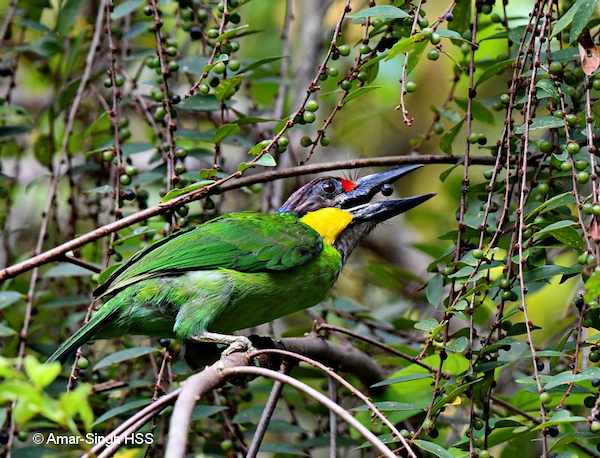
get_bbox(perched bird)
[47,165,433,364]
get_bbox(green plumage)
[48,213,341,364]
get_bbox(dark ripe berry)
[123,189,136,201]
[143,5,153,16]
[439,350,447,361]
[159,338,170,348]
[338,44,351,56]
[0,433,9,444]
[428,428,439,438]
[190,25,203,40]
[70,380,79,390]
[0,66,13,77]
[536,359,545,371]
[170,94,181,105]
[230,12,241,24]
[593,378,600,387]
[445,12,454,21]
[381,184,394,196]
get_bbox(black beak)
[337,165,434,221]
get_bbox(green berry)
[472,249,484,259]
[481,3,492,14]
[300,136,312,147]
[340,79,352,90]
[405,81,417,93]
[566,114,578,126]
[550,61,563,74]
[433,122,444,134]
[320,136,330,146]
[594,79,600,91]
[591,421,600,433]
[327,67,338,77]
[473,418,484,430]
[491,13,502,23]
[199,84,210,94]
[478,451,490,458]
[359,44,371,54]
[338,45,351,56]
[468,133,479,144]
[77,357,89,369]
[430,33,441,45]
[102,150,114,162]
[575,160,588,171]
[567,142,580,155]
[303,111,316,123]
[593,204,600,216]
[560,161,572,171]
[357,71,368,82]
[583,202,594,214]
[228,59,240,71]
[499,278,510,289]
[213,62,226,74]
[125,165,138,176]
[103,77,112,88]
[120,174,132,186]
[483,169,494,180]
[577,171,590,184]
[421,27,433,38]
[500,93,510,105]
[305,100,319,112]
[278,136,289,147]
[536,182,550,195]
[154,106,166,121]
[427,49,440,61]
[590,350,600,363]
[540,392,552,405]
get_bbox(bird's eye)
[321,179,337,194]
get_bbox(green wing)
[94,212,323,298]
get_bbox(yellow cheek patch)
[300,208,353,245]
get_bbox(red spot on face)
[340,178,356,192]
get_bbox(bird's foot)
[189,331,255,357]
[222,336,255,356]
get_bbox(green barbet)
[47,165,433,364]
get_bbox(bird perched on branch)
[47,165,433,365]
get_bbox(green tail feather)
[46,303,118,365]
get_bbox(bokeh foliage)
[3,0,600,457]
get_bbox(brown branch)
[0,154,496,282]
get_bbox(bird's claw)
[222,336,255,356]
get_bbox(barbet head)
[278,165,435,263]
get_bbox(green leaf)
[94,347,159,370]
[446,336,468,353]
[160,180,215,203]
[233,405,280,423]
[523,265,581,283]
[351,401,424,412]
[455,97,495,125]
[179,56,210,74]
[347,5,409,19]
[536,79,560,100]
[178,95,223,112]
[0,323,16,337]
[92,399,151,426]
[406,39,427,75]
[255,153,277,167]
[215,74,244,101]
[43,263,96,277]
[212,123,241,143]
[426,273,443,306]
[545,367,600,389]
[56,0,86,37]
[259,443,306,455]
[111,0,143,20]
[475,59,516,87]
[0,291,23,310]
[0,125,32,140]
[371,373,432,388]
[551,0,598,43]
[192,404,229,420]
[515,115,564,134]
[439,119,464,155]
[525,192,576,221]
[414,318,440,331]
[343,86,381,105]
[386,34,426,61]
[413,440,454,458]
[237,55,287,74]
[593,100,600,126]
[585,269,600,303]
[217,25,259,42]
